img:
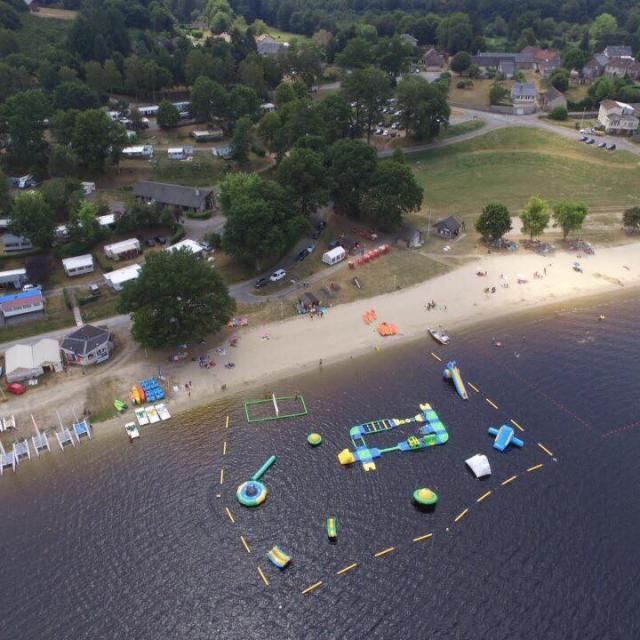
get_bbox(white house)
[104,238,141,261]
[165,238,204,257]
[598,100,639,135]
[62,254,95,277]
[0,268,27,289]
[212,144,232,159]
[4,339,63,383]
[104,264,142,291]
[260,102,276,112]
[511,82,537,115]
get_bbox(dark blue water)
[1,294,639,640]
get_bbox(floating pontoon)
[155,403,171,421]
[0,443,16,475]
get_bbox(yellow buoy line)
[476,490,492,503]
[374,546,395,558]
[501,475,518,486]
[240,535,251,554]
[336,562,358,576]
[302,581,323,595]
[225,507,235,524]
[257,566,269,586]
[431,352,442,362]
[468,382,480,393]
[537,442,555,457]
[510,418,525,432]
[485,398,499,410]
[412,532,433,543]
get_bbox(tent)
[322,246,346,266]
[5,339,62,383]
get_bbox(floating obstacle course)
[244,393,308,423]
[337,403,449,471]
[443,360,468,400]
[489,425,524,452]
[266,545,291,569]
[236,455,276,507]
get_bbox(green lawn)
[409,127,640,216]
[260,26,312,45]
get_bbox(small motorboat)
[326,517,337,539]
[125,422,140,441]
[429,328,450,345]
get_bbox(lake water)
[1,293,639,640]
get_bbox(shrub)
[191,29,203,38]
[170,225,185,244]
[550,106,568,121]
[186,210,213,220]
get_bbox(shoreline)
[4,243,640,441]
[95,243,640,438]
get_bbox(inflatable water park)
[236,455,276,507]
[337,403,449,471]
[488,425,524,452]
[443,361,468,400]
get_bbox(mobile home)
[104,238,141,261]
[137,105,159,117]
[122,145,154,159]
[190,129,224,142]
[104,264,142,292]
[0,268,27,289]
[168,147,193,161]
[62,254,95,277]
[322,246,346,266]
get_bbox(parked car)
[154,235,167,245]
[22,283,41,291]
[327,240,341,250]
[6,383,26,395]
[606,143,616,151]
[316,220,327,230]
[586,138,595,144]
[145,238,155,247]
[580,128,594,135]
[17,175,37,189]
[296,245,315,262]
[269,268,287,282]
[579,136,587,142]
[597,141,607,148]
[254,277,269,289]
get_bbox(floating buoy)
[307,433,323,446]
[413,487,438,506]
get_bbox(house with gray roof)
[133,181,215,212]
[539,86,567,112]
[511,82,537,115]
[603,46,633,60]
[60,324,112,366]
[256,34,289,57]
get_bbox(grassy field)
[260,26,312,44]
[409,127,640,217]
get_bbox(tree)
[9,191,55,249]
[119,250,235,348]
[71,109,128,173]
[450,51,472,74]
[0,169,9,213]
[157,100,180,129]
[220,173,309,270]
[549,68,570,93]
[563,48,588,71]
[316,94,352,144]
[475,203,512,241]
[103,59,123,93]
[553,200,588,240]
[53,81,99,111]
[520,196,551,239]
[327,139,377,217]
[0,89,51,167]
[67,200,103,250]
[341,66,392,141]
[590,13,617,42]
[335,37,374,68]
[191,76,227,123]
[622,207,640,231]
[231,117,253,165]
[274,82,298,107]
[396,75,450,141]
[550,106,568,121]
[362,161,423,231]
[26,255,51,287]
[41,178,83,218]
[227,85,260,121]
[277,148,329,216]
[489,81,508,105]
[436,13,472,54]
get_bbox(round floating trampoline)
[307,433,323,446]
[236,480,268,507]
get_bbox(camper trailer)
[190,129,224,142]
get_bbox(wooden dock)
[0,443,16,475]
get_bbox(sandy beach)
[2,242,639,437]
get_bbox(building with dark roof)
[434,216,461,239]
[133,181,215,212]
[539,86,567,112]
[60,324,112,366]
